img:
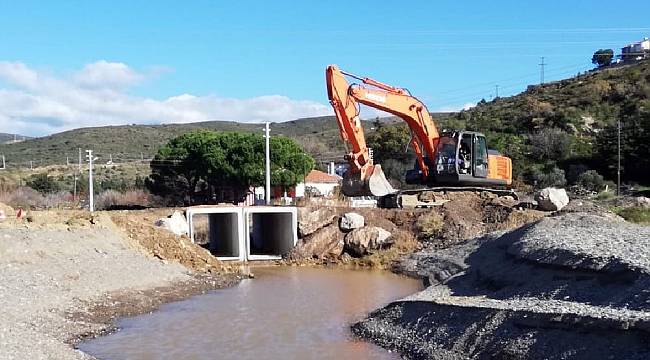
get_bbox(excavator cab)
[406,130,510,187]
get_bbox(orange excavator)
[326,65,513,202]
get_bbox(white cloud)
[433,102,476,113]
[0,60,331,136]
[73,60,143,89]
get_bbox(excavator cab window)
[435,135,458,175]
[473,134,488,178]
[459,133,473,174]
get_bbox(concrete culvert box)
[245,207,297,260]
[186,207,245,261]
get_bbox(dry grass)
[350,229,421,270]
[415,210,444,239]
[0,187,45,209]
[95,189,150,210]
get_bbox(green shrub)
[26,174,62,194]
[615,207,650,224]
[533,167,567,188]
[595,191,615,200]
[577,170,605,192]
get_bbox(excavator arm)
[326,64,440,196]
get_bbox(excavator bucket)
[341,164,396,197]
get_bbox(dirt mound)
[110,210,232,274]
[416,192,546,248]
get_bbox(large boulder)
[154,211,189,236]
[535,187,569,211]
[344,226,392,257]
[635,196,650,209]
[340,212,365,231]
[287,223,344,259]
[298,207,337,237]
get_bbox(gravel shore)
[0,214,238,360]
[354,212,650,359]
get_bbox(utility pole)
[30,161,33,171]
[86,150,94,212]
[264,122,271,205]
[495,85,499,98]
[539,57,546,85]
[78,148,82,173]
[617,117,621,196]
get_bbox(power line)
[539,57,547,84]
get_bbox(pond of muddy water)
[80,267,422,359]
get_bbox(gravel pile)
[0,225,191,359]
[355,212,650,359]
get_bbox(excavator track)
[378,187,518,208]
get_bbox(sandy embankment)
[0,210,239,360]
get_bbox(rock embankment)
[354,212,650,359]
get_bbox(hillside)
[0,117,347,168]
[0,133,31,144]
[456,60,650,183]
[371,60,650,186]
[0,113,451,169]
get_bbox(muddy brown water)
[80,267,422,359]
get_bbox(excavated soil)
[289,192,546,269]
[110,209,237,274]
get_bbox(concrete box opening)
[208,213,240,258]
[187,207,245,261]
[246,207,297,260]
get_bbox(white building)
[295,169,341,198]
[622,37,650,61]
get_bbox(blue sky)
[1,0,649,135]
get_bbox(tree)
[26,173,62,194]
[146,131,314,204]
[366,123,415,185]
[592,49,614,67]
[529,128,573,162]
[366,123,413,164]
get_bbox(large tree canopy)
[146,130,314,204]
[592,49,614,67]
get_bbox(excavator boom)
[326,65,395,197]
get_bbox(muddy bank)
[353,212,650,359]
[0,210,239,360]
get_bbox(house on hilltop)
[622,37,650,62]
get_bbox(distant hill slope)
[0,115,416,168]
[0,133,31,144]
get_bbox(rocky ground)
[0,210,239,360]
[353,210,650,359]
[287,191,546,269]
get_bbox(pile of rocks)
[288,209,394,260]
